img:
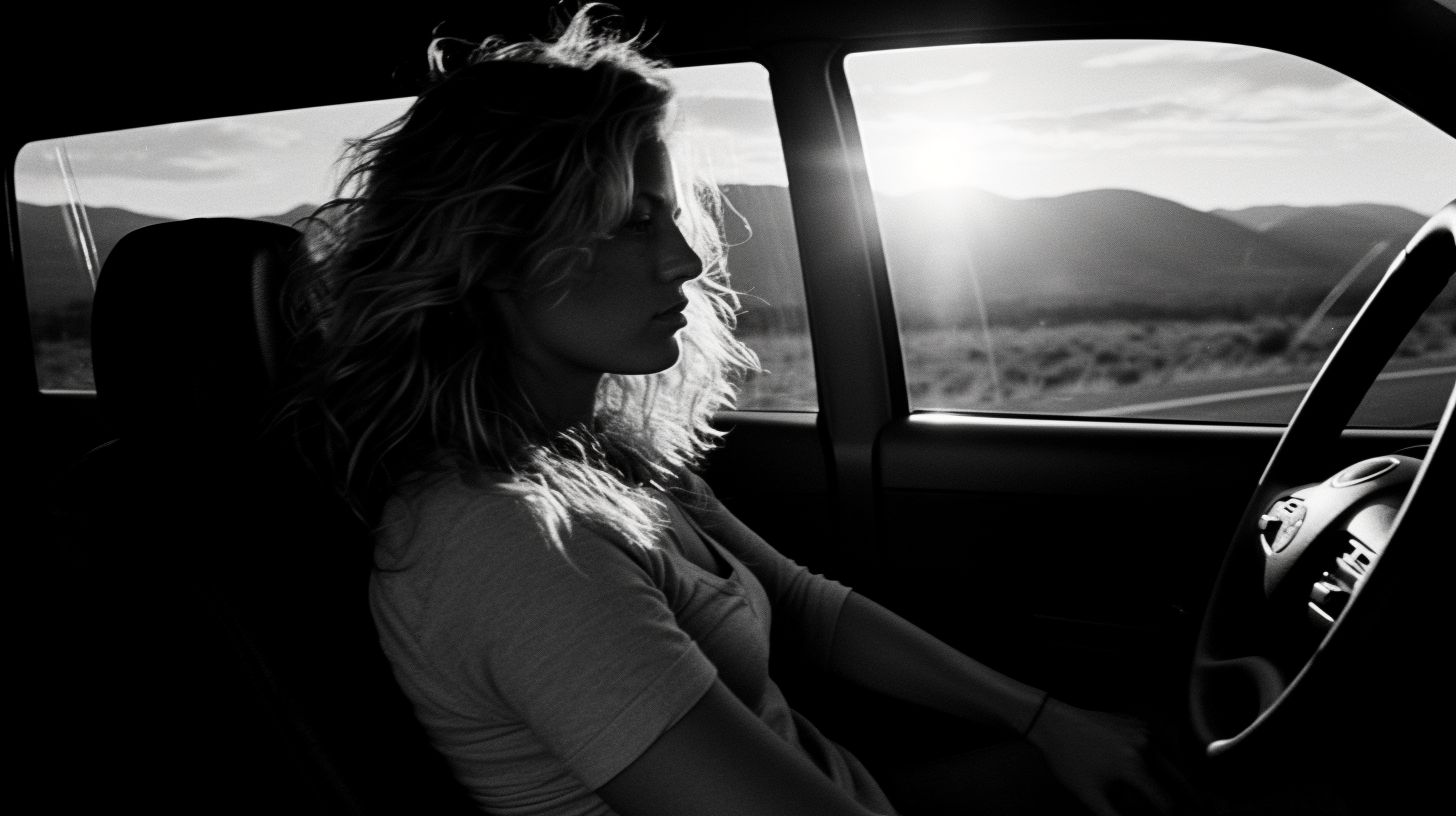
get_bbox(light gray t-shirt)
[370,470,892,815]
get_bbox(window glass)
[672,63,815,410]
[17,62,815,411]
[17,99,409,392]
[845,40,1456,427]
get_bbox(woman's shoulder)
[659,465,730,521]
[377,467,657,574]
[382,469,537,539]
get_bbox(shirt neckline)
[660,493,740,581]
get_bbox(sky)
[14,40,1456,219]
[845,40,1456,213]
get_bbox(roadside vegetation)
[738,310,1456,412]
[33,304,1456,417]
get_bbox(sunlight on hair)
[279,3,762,553]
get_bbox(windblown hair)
[281,6,759,550]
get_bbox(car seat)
[52,218,476,813]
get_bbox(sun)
[899,134,986,192]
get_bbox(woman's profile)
[282,5,1179,815]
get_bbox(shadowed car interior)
[9,2,1453,813]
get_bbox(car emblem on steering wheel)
[1258,498,1306,553]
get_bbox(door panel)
[702,410,836,573]
[870,416,1433,712]
[705,408,1435,717]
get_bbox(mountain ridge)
[19,191,1434,328]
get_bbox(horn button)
[1257,455,1420,603]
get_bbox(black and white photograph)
[11,2,1453,813]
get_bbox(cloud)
[979,80,1397,138]
[15,118,305,182]
[855,71,992,97]
[1084,42,1259,68]
[1213,82,1396,125]
[673,125,788,186]
[668,63,775,101]
[676,95,780,130]
[1159,144,1304,158]
[858,75,1414,172]
[1087,42,1352,91]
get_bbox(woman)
[284,6,1177,815]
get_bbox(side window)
[16,98,413,392]
[844,40,1456,427]
[672,63,816,410]
[16,62,816,411]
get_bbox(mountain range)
[722,186,1435,327]
[18,189,1439,330]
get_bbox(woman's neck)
[509,360,603,433]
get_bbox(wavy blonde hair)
[282,6,759,550]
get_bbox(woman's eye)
[620,213,654,234]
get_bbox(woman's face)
[504,139,703,395]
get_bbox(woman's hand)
[1025,697,1187,816]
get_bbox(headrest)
[91,218,304,442]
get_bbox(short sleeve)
[372,484,719,791]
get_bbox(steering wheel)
[1188,202,1455,780]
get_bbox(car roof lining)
[5,1,1454,146]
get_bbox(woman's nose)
[659,221,703,283]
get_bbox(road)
[1084,365,1455,427]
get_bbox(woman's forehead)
[631,140,678,207]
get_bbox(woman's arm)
[676,474,1178,813]
[828,591,1046,733]
[830,591,1179,816]
[598,681,888,816]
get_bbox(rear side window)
[16,99,409,391]
[845,40,1456,428]
[17,62,816,411]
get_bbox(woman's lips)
[652,300,690,326]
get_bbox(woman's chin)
[609,342,683,377]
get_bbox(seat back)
[90,218,293,444]
[58,218,474,813]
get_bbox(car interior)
[9,1,1453,813]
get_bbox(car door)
[695,19,1456,732]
